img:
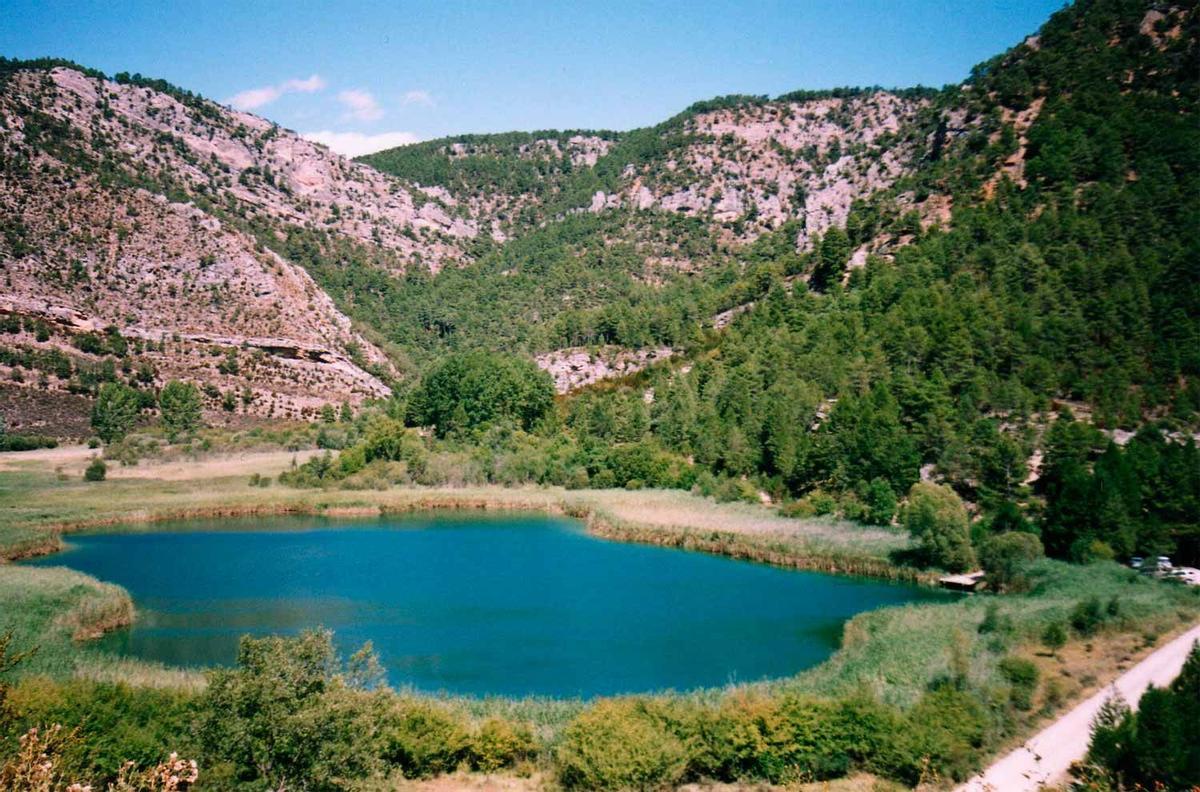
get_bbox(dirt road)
[0,444,319,479]
[958,622,1200,791]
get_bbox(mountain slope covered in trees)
[355,0,1200,565]
[1,2,1196,562]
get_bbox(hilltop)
[0,59,479,423]
[0,1,1197,567]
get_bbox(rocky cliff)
[0,64,483,422]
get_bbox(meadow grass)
[0,566,203,689]
[776,559,1200,707]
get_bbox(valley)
[1,0,1199,789]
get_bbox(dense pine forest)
[325,0,1200,568]
[1,2,1196,570]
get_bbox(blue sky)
[3,1,1066,155]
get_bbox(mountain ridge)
[1,0,1196,448]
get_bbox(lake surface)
[28,512,945,697]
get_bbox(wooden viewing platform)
[939,571,986,592]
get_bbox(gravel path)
[0,444,319,479]
[958,622,1200,791]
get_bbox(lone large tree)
[902,482,976,572]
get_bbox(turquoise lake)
[28,513,946,698]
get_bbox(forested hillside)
[348,0,1199,565]
[2,2,1197,563]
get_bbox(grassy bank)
[5,560,1196,790]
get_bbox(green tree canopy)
[902,482,975,572]
[1083,643,1200,790]
[198,630,382,790]
[979,531,1044,591]
[90,382,141,443]
[159,380,203,442]
[410,351,554,437]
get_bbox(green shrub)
[862,478,898,526]
[978,602,1002,634]
[197,630,386,790]
[713,476,759,504]
[5,677,196,785]
[1070,597,1105,637]
[316,427,349,450]
[901,687,988,783]
[773,695,863,781]
[470,717,536,773]
[806,490,839,516]
[690,693,797,782]
[564,467,590,490]
[358,417,427,474]
[556,699,689,790]
[979,532,1044,592]
[83,457,107,481]
[998,656,1040,711]
[383,699,472,778]
[902,483,975,572]
[91,382,141,443]
[692,692,901,784]
[158,380,202,442]
[0,433,58,452]
[101,434,161,467]
[1042,621,1068,652]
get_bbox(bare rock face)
[536,346,675,393]
[0,65,432,420]
[395,93,930,260]
[0,65,993,413]
[37,67,477,270]
[619,93,928,249]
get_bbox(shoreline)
[4,484,933,585]
[3,460,1199,787]
[0,479,934,700]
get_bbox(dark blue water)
[28,513,944,697]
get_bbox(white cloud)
[303,130,420,157]
[228,86,282,111]
[227,74,327,111]
[283,75,327,93]
[338,88,383,121]
[402,89,434,107]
